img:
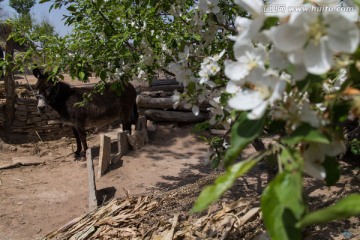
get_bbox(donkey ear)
[33,67,43,79]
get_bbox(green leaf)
[96,0,104,9]
[323,156,340,186]
[52,66,59,75]
[67,4,77,12]
[261,17,278,30]
[278,147,301,172]
[297,194,360,228]
[282,124,330,145]
[224,112,265,167]
[261,171,305,240]
[192,158,258,212]
[78,71,85,80]
[353,0,360,7]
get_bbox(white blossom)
[268,10,359,75]
[302,140,346,179]
[227,69,286,119]
[198,0,220,14]
[224,43,266,83]
[199,50,225,85]
[323,69,347,94]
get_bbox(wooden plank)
[86,149,98,211]
[117,131,129,157]
[98,134,111,178]
[144,109,209,123]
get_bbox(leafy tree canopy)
[9,0,36,15]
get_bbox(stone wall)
[0,95,71,140]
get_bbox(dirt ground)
[0,123,217,240]
[0,124,359,240]
[0,75,359,240]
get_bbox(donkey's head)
[33,68,55,113]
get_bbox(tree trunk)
[4,42,15,138]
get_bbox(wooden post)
[136,116,149,143]
[98,134,111,177]
[117,131,129,157]
[86,148,98,211]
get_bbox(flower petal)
[192,105,200,116]
[224,60,248,82]
[233,42,255,61]
[288,49,304,65]
[325,140,346,156]
[228,90,263,111]
[269,80,286,104]
[292,64,308,81]
[269,47,289,70]
[304,38,333,75]
[326,13,360,53]
[226,81,241,94]
[248,101,268,119]
[270,25,307,52]
[304,160,326,179]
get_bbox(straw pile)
[43,175,264,240]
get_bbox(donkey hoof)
[74,152,86,161]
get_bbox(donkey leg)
[122,104,138,134]
[77,128,88,159]
[72,127,82,158]
[131,104,139,126]
[123,121,132,134]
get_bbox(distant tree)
[17,12,33,29]
[33,17,57,53]
[0,0,5,17]
[9,0,36,15]
[33,18,56,38]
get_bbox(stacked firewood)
[138,79,210,123]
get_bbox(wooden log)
[141,91,173,98]
[86,149,98,211]
[117,131,129,157]
[98,134,111,177]
[151,79,179,86]
[150,84,184,92]
[144,109,209,123]
[137,96,210,111]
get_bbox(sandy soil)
[0,123,214,240]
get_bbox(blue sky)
[1,0,72,36]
